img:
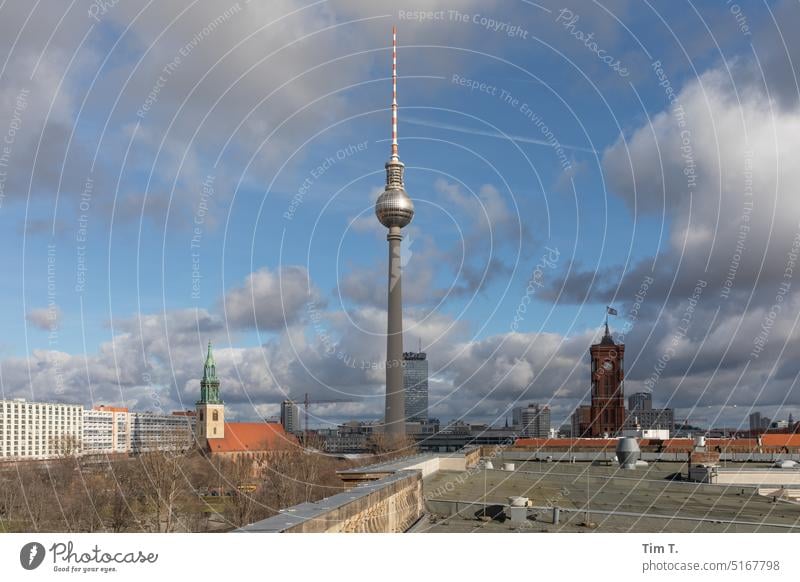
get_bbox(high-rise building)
[749,412,771,432]
[512,406,523,427]
[403,351,428,422]
[0,399,84,459]
[589,322,626,436]
[628,392,653,412]
[519,404,550,438]
[281,400,301,434]
[375,27,415,445]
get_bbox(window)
[212,410,218,421]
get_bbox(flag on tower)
[606,306,618,316]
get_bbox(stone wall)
[238,471,423,533]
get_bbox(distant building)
[406,418,439,436]
[403,351,428,422]
[280,400,301,434]
[624,407,674,433]
[622,427,670,440]
[130,411,195,453]
[512,406,523,427]
[0,399,83,460]
[322,432,369,453]
[628,392,653,412]
[571,405,592,438]
[750,412,771,432]
[318,421,380,454]
[519,404,551,438]
[440,420,471,435]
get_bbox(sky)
[1,0,800,430]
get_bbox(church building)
[196,341,295,460]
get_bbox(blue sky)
[2,1,800,429]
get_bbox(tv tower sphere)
[375,174,414,228]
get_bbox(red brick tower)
[589,322,626,436]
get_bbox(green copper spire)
[198,340,222,404]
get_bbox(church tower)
[589,322,626,437]
[196,340,224,445]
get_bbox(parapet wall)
[237,470,423,533]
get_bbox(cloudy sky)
[1,0,799,429]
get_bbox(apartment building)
[83,406,131,455]
[0,399,84,460]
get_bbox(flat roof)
[420,460,800,533]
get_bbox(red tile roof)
[514,438,618,449]
[514,435,800,452]
[207,422,297,453]
[761,434,800,448]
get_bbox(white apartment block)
[0,399,196,461]
[83,407,131,455]
[0,399,84,460]
[129,412,195,453]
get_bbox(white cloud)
[222,266,318,330]
[25,306,61,331]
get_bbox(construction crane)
[301,392,358,442]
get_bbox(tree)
[219,455,261,527]
[135,450,189,532]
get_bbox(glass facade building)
[403,351,428,422]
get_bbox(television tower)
[375,27,414,445]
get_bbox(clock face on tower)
[602,360,613,371]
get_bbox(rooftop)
[207,422,296,453]
[419,460,800,533]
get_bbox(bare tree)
[219,455,261,527]
[135,450,189,532]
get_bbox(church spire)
[203,340,216,381]
[198,340,222,404]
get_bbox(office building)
[571,405,592,438]
[628,392,653,412]
[403,351,429,422]
[750,412,771,432]
[624,407,674,432]
[281,400,302,434]
[519,404,551,438]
